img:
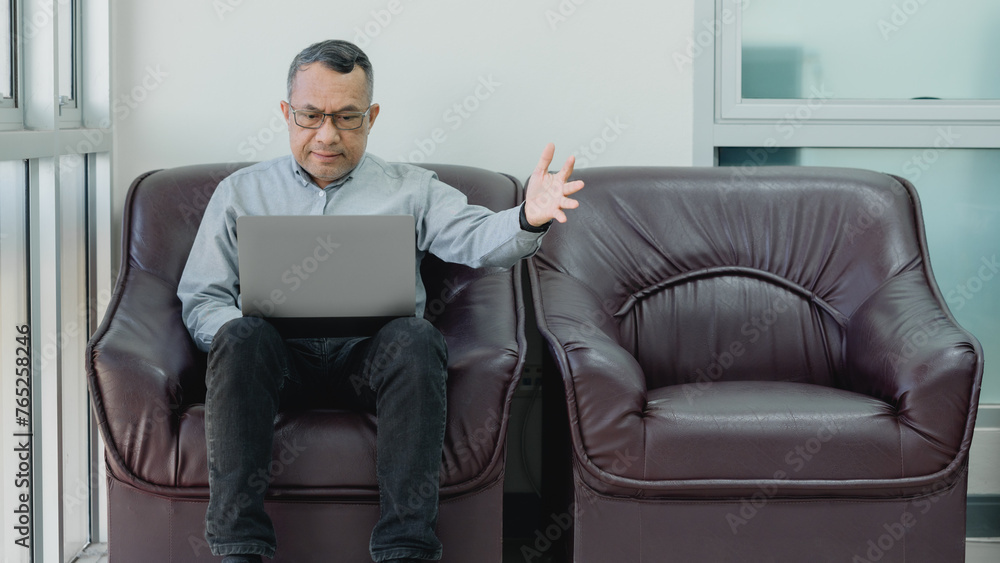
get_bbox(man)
[177,39,582,563]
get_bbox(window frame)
[696,0,1000,164]
[0,1,111,561]
[57,0,80,124]
[716,0,1000,125]
[0,0,22,122]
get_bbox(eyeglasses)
[286,103,374,130]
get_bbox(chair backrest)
[532,166,928,390]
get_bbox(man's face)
[282,63,379,188]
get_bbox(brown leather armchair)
[529,167,983,563]
[87,163,528,562]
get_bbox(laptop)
[236,215,416,337]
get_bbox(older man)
[177,40,581,563]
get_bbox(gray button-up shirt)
[177,153,545,352]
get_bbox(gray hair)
[286,40,374,103]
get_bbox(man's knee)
[370,318,448,384]
[206,317,286,388]
[379,317,446,353]
[211,317,281,354]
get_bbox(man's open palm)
[524,143,584,227]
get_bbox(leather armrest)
[425,261,524,487]
[532,267,647,475]
[88,268,203,486]
[845,269,982,468]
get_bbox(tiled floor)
[77,539,999,562]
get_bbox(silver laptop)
[237,215,416,337]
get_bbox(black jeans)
[203,316,448,561]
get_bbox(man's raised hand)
[524,143,584,227]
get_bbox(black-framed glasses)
[286,103,374,130]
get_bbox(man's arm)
[177,182,243,353]
[416,144,583,268]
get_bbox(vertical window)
[2,1,112,559]
[1,0,13,106]
[58,154,90,558]
[58,0,78,114]
[1,159,30,563]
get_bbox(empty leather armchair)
[529,166,983,563]
[87,163,528,562]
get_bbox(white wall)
[110,0,696,236]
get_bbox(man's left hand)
[524,143,584,227]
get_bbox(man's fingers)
[534,143,556,175]
[561,197,580,209]
[561,179,584,196]
[558,154,576,181]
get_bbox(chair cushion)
[177,406,379,491]
[581,381,951,489]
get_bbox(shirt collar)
[290,154,367,190]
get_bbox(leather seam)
[614,266,849,328]
[574,477,963,505]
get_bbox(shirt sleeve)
[414,172,548,269]
[176,180,243,353]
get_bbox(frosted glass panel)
[742,0,1000,99]
[1,0,11,101]
[58,154,90,558]
[718,148,1000,403]
[0,160,30,563]
[58,0,74,102]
